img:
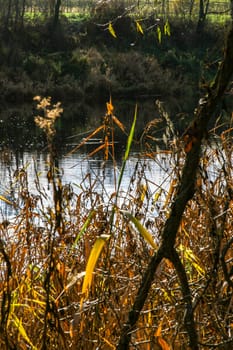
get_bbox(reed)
[0,97,232,349]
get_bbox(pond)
[0,98,185,150]
[0,146,174,221]
[0,100,182,221]
[1,99,227,223]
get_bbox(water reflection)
[0,100,175,220]
[0,148,173,221]
[0,100,160,151]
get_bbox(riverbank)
[0,14,229,120]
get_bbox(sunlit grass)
[23,1,231,25]
[0,96,232,349]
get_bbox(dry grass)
[0,98,232,349]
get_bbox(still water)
[0,147,173,221]
[0,100,177,220]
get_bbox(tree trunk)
[196,0,210,33]
[53,0,62,30]
[117,19,233,350]
[20,0,26,27]
[4,0,12,30]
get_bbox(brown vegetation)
[0,2,233,350]
[0,81,233,349]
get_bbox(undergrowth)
[0,97,232,349]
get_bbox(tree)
[52,0,62,30]
[0,2,233,349]
[117,7,233,349]
[197,0,210,32]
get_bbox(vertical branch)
[117,20,233,350]
[221,236,233,288]
[169,248,199,349]
[49,143,63,235]
[117,250,164,350]
[0,238,12,349]
[34,97,64,348]
[34,96,64,235]
[53,0,62,30]
[5,0,12,29]
[42,240,54,350]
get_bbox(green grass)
[23,0,231,25]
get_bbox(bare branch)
[117,20,233,350]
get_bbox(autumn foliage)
[0,94,232,349]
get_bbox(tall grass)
[0,97,232,349]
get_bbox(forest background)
[0,0,232,119]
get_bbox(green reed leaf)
[121,211,157,250]
[72,210,96,248]
[124,104,137,161]
[116,105,137,196]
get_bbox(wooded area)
[0,0,231,30]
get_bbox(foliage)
[0,2,228,117]
[0,1,228,107]
[0,94,232,349]
[0,2,233,348]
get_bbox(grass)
[0,96,232,349]
[62,1,231,24]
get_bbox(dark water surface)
[0,101,175,220]
[0,100,225,222]
[0,147,173,220]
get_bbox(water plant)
[0,88,232,349]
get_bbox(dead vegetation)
[0,94,232,349]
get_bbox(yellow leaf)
[121,211,157,250]
[106,96,114,115]
[148,310,152,327]
[108,22,117,38]
[81,234,110,298]
[99,334,116,349]
[0,195,14,206]
[192,262,205,276]
[163,179,177,209]
[153,189,162,204]
[136,20,144,35]
[178,244,205,276]
[161,288,173,302]
[164,20,171,36]
[157,26,162,44]
[139,184,148,202]
[25,299,46,308]
[12,315,38,350]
